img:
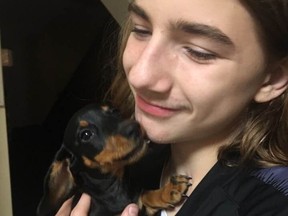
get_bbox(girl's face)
[123,0,268,145]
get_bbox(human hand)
[120,203,139,216]
[55,195,138,216]
[55,193,91,216]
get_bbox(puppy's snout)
[119,120,143,140]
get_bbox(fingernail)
[128,206,138,216]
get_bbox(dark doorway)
[0,0,120,214]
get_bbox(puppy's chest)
[79,172,137,215]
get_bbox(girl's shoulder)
[229,165,288,215]
[250,166,288,196]
[172,163,288,216]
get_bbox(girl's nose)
[127,37,173,94]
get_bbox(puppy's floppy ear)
[254,58,288,103]
[37,147,76,216]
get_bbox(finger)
[70,193,91,216]
[121,204,139,216]
[55,197,73,216]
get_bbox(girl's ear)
[254,58,288,103]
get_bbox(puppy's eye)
[80,129,94,142]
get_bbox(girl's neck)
[169,142,219,185]
[161,141,222,216]
[166,127,238,184]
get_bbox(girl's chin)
[144,128,178,144]
[135,109,182,143]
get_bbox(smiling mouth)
[136,95,179,118]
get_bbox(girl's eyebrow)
[128,2,235,48]
[172,20,235,47]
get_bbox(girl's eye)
[131,26,151,39]
[184,46,217,63]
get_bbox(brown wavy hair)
[107,0,288,167]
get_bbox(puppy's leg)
[37,147,76,216]
[139,175,192,216]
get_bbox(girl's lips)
[136,95,178,118]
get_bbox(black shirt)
[128,144,288,216]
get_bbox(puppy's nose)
[118,120,142,139]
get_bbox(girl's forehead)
[131,0,262,51]
[132,0,254,28]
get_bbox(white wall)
[0,39,13,216]
[101,0,129,25]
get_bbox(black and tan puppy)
[37,104,191,216]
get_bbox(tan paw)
[161,175,192,208]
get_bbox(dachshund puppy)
[37,104,191,216]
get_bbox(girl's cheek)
[123,39,137,74]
